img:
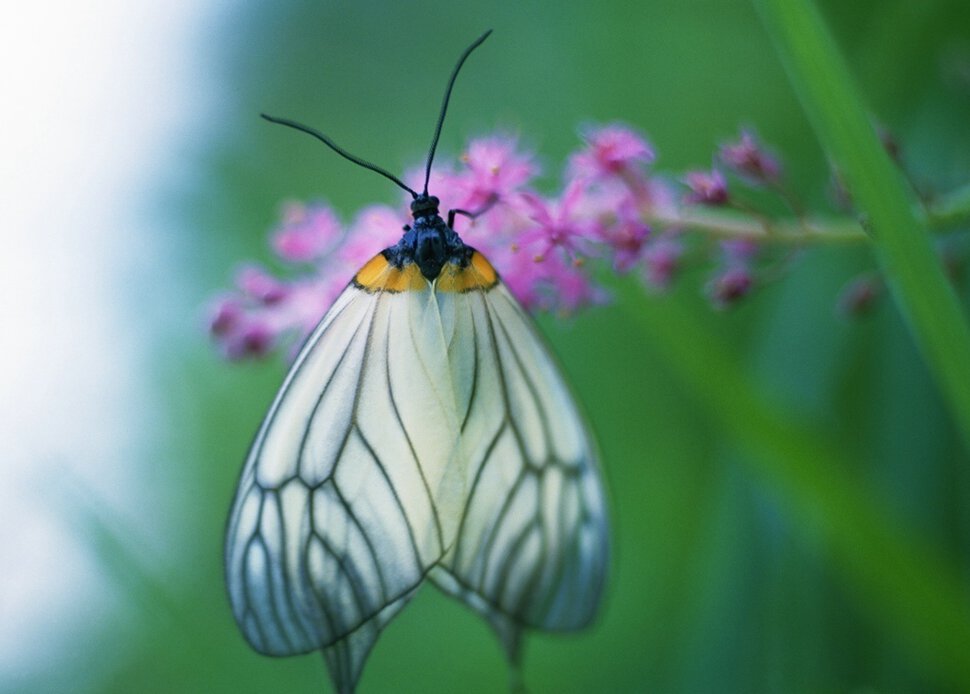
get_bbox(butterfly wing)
[226,252,608,690]
[431,265,610,658]
[225,259,463,692]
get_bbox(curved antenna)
[423,29,493,196]
[261,113,419,199]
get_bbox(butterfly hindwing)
[431,282,608,655]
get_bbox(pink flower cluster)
[208,126,795,359]
[210,124,686,359]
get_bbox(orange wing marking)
[353,254,428,293]
[436,251,499,293]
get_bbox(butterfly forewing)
[226,276,457,665]
[225,253,608,692]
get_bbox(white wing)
[226,268,608,692]
[431,282,609,660]
[225,279,463,693]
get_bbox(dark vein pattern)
[433,285,608,660]
[225,275,608,694]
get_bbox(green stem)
[647,181,970,244]
[753,0,970,451]
[649,206,865,243]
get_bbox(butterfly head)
[410,194,440,220]
[391,194,464,280]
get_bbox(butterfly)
[224,30,609,693]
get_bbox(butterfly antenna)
[261,114,419,199]
[422,29,493,196]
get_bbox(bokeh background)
[4,1,970,692]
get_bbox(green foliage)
[756,0,970,455]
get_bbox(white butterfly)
[224,31,609,693]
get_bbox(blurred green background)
[5,1,970,692]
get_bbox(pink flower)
[236,265,289,304]
[550,258,608,312]
[642,235,685,290]
[500,246,546,310]
[208,296,279,360]
[459,135,538,208]
[707,266,753,308]
[582,187,650,272]
[605,219,650,272]
[683,169,728,206]
[719,130,781,184]
[209,296,244,336]
[570,123,655,181]
[520,179,596,259]
[705,238,759,308]
[234,321,274,358]
[272,202,343,262]
[209,125,803,363]
[500,246,605,314]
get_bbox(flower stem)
[649,206,864,243]
[650,181,970,244]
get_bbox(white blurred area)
[0,3,219,687]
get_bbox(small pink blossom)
[499,246,545,311]
[570,123,655,181]
[209,299,279,360]
[209,296,244,336]
[236,265,289,305]
[552,259,608,312]
[606,219,650,272]
[235,321,274,358]
[719,130,781,184]
[642,235,685,290]
[500,246,606,314]
[520,179,595,259]
[683,169,728,206]
[272,202,342,262]
[707,266,753,308]
[584,190,651,272]
[459,135,538,208]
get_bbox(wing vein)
[354,428,424,574]
[450,420,507,570]
[251,294,358,463]
[295,301,377,478]
[384,304,445,555]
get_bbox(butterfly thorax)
[384,195,473,281]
